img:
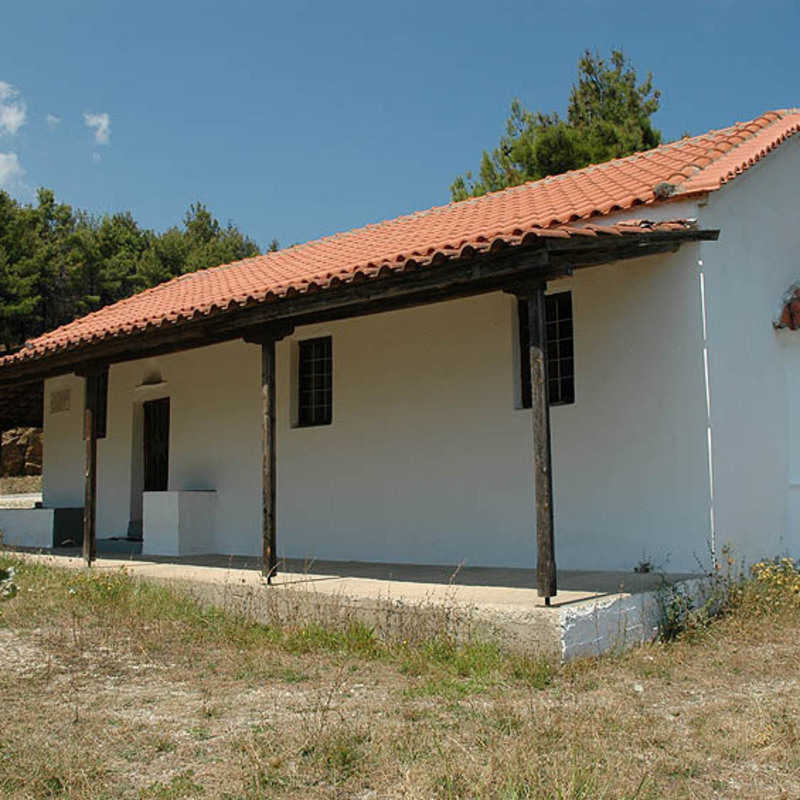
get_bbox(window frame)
[84,368,109,439]
[518,291,575,408]
[296,335,333,428]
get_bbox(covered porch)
[0,220,718,605]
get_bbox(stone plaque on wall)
[49,388,71,414]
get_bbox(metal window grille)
[518,292,575,408]
[84,369,109,439]
[94,369,109,438]
[297,336,333,426]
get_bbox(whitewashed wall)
[41,242,712,571]
[91,345,263,554]
[546,250,711,571]
[42,373,85,508]
[699,136,800,563]
[782,336,800,549]
[277,252,710,571]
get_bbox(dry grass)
[1,555,799,799]
[0,475,41,495]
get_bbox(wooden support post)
[261,337,278,583]
[82,374,98,566]
[525,286,557,603]
[244,322,293,583]
[77,366,108,566]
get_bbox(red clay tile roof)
[7,109,800,366]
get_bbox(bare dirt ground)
[1,555,799,799]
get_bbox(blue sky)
[1,0,798,249]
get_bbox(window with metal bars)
[518,292,575,407]
[297,336,333,426]
[84,368,109,439]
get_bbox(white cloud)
[84,111,110,145]
[0,152,25,188]
[0,82,26,136]
[46,113,61,128]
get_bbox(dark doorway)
[143,398,170,492]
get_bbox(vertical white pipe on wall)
[699,261,717,561]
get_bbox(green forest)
[0,189,273,352]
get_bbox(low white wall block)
[0,509,55,549]
[143,490,216,557]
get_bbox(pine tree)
[451,49,662,201]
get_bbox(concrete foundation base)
[5,551,707,661]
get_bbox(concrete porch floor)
[36,549,694,607]
[281,559,688,602]
[285,562,693,609]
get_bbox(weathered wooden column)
[261,336,278,582]
[244,324,293,583]
[82,373,99,566]
[520,285,557,603]
[79,367,108,567]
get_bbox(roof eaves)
[0,220,714,371]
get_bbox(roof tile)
[7,109,800,366]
